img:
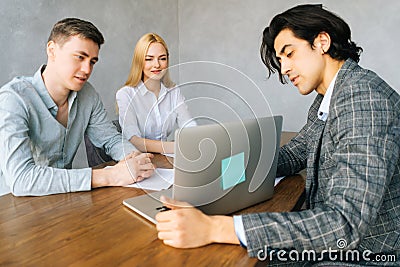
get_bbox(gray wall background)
[1,0,399,168]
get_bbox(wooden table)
[0,133,305,267]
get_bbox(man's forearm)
[91,168,112,188]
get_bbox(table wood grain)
[0,132,304,267]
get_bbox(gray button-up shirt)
[0,65,136,196]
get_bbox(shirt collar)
[317,71,339,121]
[137,80,168,99]
[68,91,77,112]
[32,65,57,110]
[138,81,148,96]
[32,64,77,112]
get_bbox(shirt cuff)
[233,215,247,247]
[69,168,92,192]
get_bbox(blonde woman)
[116,33,196,154]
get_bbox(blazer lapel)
[305,119,326,209]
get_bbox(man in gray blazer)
[156,4,400,265]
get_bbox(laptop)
[123,115,283,224]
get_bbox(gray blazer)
[242,59,400,265]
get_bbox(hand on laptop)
[155,196,240,248]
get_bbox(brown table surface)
[0,132,305,267]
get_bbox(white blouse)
[116,81,196,141]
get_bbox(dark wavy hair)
[260,4,363,83]
[48,18,104,48]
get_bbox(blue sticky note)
[221,152,246,190]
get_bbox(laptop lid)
[123,115,282,223]
[173,115,282,214]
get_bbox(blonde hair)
[124,33,175,88]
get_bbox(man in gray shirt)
[0,18,154,196]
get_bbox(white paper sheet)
[124,168,174,191]
[274,176,285,187]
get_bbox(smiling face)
[274,29,327,95]
[47,35,99,92]
[142,42,168,83]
